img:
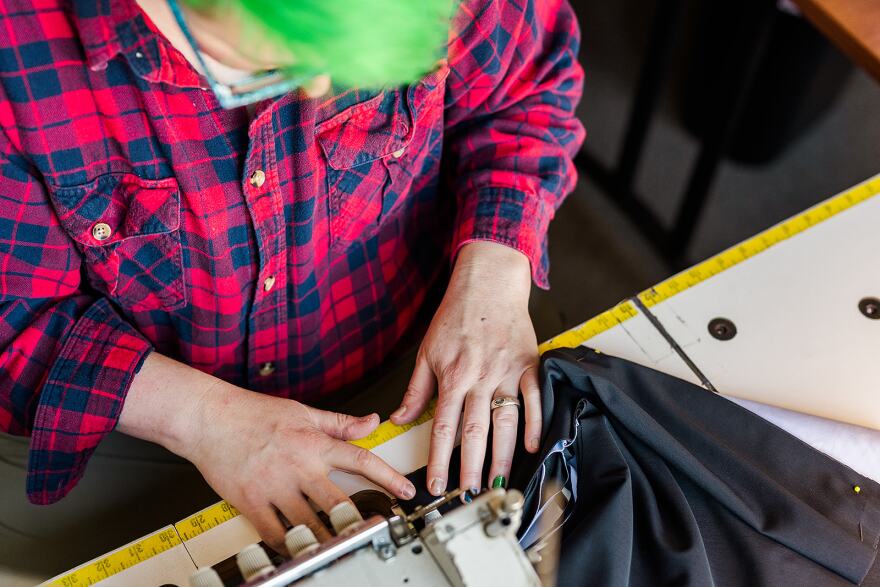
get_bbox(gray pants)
[0,351,415,582]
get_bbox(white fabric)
[731,397,880,482]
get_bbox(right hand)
[180,382,416,552]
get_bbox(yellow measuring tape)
[43,174,880,586]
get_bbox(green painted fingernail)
[492,475,506,489]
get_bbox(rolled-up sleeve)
[443,0,586,288]
[0,147,152,504]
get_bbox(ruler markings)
[174,500,241,542]
[44,527,181,587]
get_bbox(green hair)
[183,0,453,88]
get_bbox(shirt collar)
[69,0,204,88]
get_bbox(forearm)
[117,352,227,458]
[444,0,584,288]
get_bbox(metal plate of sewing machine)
[190,488,541,587]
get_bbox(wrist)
[118,353,224,458]
[453,241,532,301]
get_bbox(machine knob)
[502,489,525,514]
[285,524,321,558]
[236,543,275,581]
[329,501,364,534]
[189,566,224,587]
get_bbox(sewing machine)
[188,488,541,587]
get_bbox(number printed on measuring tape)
[44,527,181,587]
[174,500,242,541]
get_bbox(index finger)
[425,390,465,495]
[328,441,416,501]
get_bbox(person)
[0,0,584,563]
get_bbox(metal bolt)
[859,298,880,320]
[708,317,737,341]
[377,543,395,560]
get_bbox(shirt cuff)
[27,298,152,505]
[452,187,552,289]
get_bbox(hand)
[182,385,417,551]
[118,353,416,553]
[390,241,542,496]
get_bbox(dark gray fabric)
[510,346,880,586]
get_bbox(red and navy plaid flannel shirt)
[0,0,584,504]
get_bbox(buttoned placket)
[115,17,292,392]
[242,105,289,392]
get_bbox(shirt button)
[92,222,112,241]
[258,362,275,376]
[263,275,276,292]
[249,169,266,188]
[391,148,406,158]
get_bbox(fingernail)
[461,487,479,504]
[529,437,540,451]
[429,477,445,495]
[401,482,416,500]
[391,406,406,420]
[492,475,506,489]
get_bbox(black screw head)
[859,297,880,320]
[708,317,737,341]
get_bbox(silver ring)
[490,396,521,411]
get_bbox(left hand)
[390,241,542,496]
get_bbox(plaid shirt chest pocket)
[48,174,186,313]
[316,66,448,251]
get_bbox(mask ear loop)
[165,0,315,108]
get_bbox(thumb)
[312,408,380,441]
[390,352,436,425]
